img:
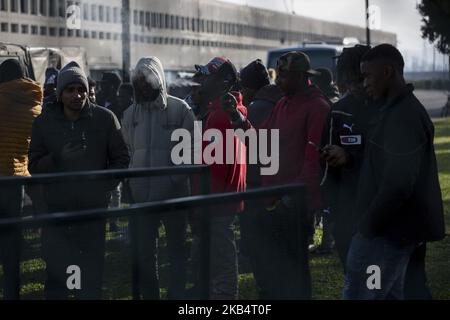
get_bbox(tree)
[418,0,450,86]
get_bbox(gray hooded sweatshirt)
[122,57,199,202]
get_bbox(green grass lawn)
[1,118,450,300]
[245,118,450,300]
[426,118,450,300]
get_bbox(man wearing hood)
[223,52,330,299]
[0,59,42,299]
[28,61,130,299]
[121,57,198,299]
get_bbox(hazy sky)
[221,0,447,71]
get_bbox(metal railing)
[0,166,305,300]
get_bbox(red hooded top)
[241,86,330,210]
[202,92,247,213]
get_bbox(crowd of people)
[0,43,446,300]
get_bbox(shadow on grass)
[426,236,450,300]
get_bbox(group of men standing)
[0,42,445,300]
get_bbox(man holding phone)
[222,52,330,299]
[28,61,130,299]
[186,57,247,299]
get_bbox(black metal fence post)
[121,0,131,83]
[199,167,211,299]
[129,194,140,300]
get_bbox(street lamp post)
[121,0,131,83]
[366,0,371,46]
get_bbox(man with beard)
[29,61,130,299]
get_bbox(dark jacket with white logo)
[356,86,445,242]
[321,93,378,236]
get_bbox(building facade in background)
[0,0,396,76]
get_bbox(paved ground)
[415,89,449,118]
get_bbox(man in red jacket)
[187,57,247,299]
[223,51,330,299]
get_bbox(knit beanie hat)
[56,61,88,98]
[240,59,270,91]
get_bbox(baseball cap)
[277,51,319,76]
[193,56,238,88]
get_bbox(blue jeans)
[343,233,416,300]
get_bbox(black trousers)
[0,185,23,300]
[332,223,354,270]
[131,211,187,300]
[42,205,106,300]
[240,199,275,299]
[254,201,312,300]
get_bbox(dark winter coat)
[356,86,445,242]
